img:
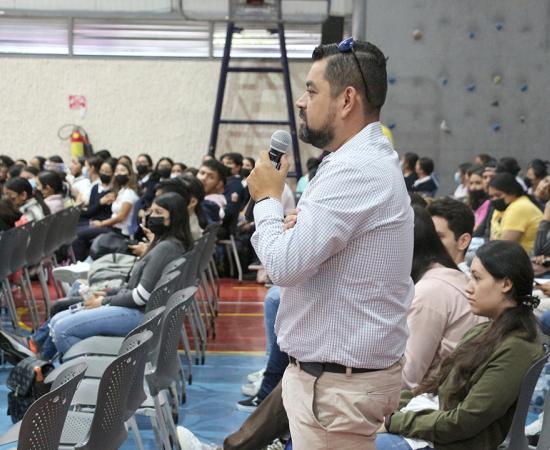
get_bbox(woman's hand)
[90,220,103,228]
[129,242,149,257]
[140,224,155,242]
[100,192,115,205]
[540,282,550,297]
[84,293,104,309]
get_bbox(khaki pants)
[282,360,402,450]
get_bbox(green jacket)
[388,322,544,450]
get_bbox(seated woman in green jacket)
[377,239,544,450]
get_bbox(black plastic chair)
[58,330,153,450]
[0,228,22,330]
[498,348,550,450]
[0,362,88,450]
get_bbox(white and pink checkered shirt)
[252,121,414,369]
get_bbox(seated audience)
[78,159,115,223]
[496,156,528,192]
[489,173,543,253]
[72,161,139,260]
[19,166,39,187]
[32,192,193,357]
[377,240,543,450]
[466,166,490,236]
[296,157,320,199]
[526,159,549,196]
[181,174,216,238]
[533,175,550,274]
[400,152,418,191]
[30,156,46,172]
[37,170,65,214]
[197,159,228,218]
[452,162,472,200]
[68,157,92,204]
[474,153,495,167]
[242,157,255,176]
[220,152,248,224]
[427,197,474,275]
[0,198,21,230]
[155,157,174,182]
[135,153,154,195]
[94,149,112,161]
[413,157,438,197]
[3,177,49,221]
[171,162,187,178]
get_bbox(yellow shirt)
[490,195,543,253]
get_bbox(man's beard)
[298,109,335,150]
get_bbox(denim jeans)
[375,434,417,449]
[541,310,550,335]
[49,305,143,355]
[264,286,280,358]
[257,337,288,401]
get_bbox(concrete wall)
[0,57,318,173]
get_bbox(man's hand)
[247,151,290,202]
[284,208,300,230]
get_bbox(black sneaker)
[237,395,262,412]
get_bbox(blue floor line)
[0,354,266,449]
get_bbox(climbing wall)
[366,0,550,193]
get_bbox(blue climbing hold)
[388,122,396,130]
[440,77,448,86]
[466,83,476,92]
[388,76,397,85]
[520,84,528,92]
[468,31,476,39]
[492,122,501,131]
[495,22,504,31]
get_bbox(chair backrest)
[25,214,55,266]
[9,225,31,273]
[0,229,18,279]
[18,362,87,450]
[145,269,182,312]
[43,209,68,257]
[536,388,550,449]
[75,330,153,450]
[146,287,196,396]
[61,207,81,247]
[500,349,550,450]
[194,233,211,275]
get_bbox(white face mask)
[454,172,461,185]
[170,173,179,179]
[82,166,89,178]
[28,178,37,189]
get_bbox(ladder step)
[220,119,291,126]
[227,67,283,73]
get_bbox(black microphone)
[245,130,291,222]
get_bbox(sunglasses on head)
[337,37,372,105]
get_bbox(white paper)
[400,393,439,449]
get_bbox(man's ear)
[340,86,360,119]
[457,233,472,253]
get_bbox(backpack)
[6,356,54,423]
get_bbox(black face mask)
[469,189,488,201]
[146,215,169,236]
[491,198,508,212]
[240,168,251,178]
[136,165,149,176]
[115,174,129,186]
[157,168,171,179]
[99,174,112,185]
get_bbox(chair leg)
[185,311,201,365]
[149,414,164,450]
[224,243,235,278]
[230,235,243,282]
[179,329,193,383]
[1,280,20,330]
[161,390,182,450]
[153,394,173,450]
[21,269,40,329]
[126,415,145,450]
[37,263,52,318]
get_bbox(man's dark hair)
[87,155,104,173]
[427,197,475,241]
[458,162,473,176]
[155,178,191,207]
[0,155,15,168]
[403,152,419,171]
[418,157,434,175]
[489,172,525,196]
[8,165,22,179]
[311,41,387,113]
[220,152,244,167]
[496,157,521,176]
[476,153,495,166]
[201,159,228,186]
[22,166,39,176]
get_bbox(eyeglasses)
[337,37,372,105]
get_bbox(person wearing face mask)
[154,157,174,182]
[79,160,115,223]
[19,166,39,189]
[3,177,50,222]
[26,192,193,358]
[170,162,187,178]
[452,162,472,200]
[466,166,490,237]
[488,173,542,253]
[532,175,550,274]
[68,157,92,204]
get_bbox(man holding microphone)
[247,39,414,449]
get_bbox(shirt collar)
[414,176,431,186]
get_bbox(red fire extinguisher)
[70,129,85,159]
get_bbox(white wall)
[0,56,318,172]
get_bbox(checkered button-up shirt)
[252,122,414,369]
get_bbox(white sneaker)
[176,425,219,450]
[53,263,90,284]
[525,412,544,436]
[241,377,263,397]
[247,368,265,382]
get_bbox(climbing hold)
[520,83,528,92]
[412,29,423,40]
[493,75,502,85]
[439,77,448,86]
[468,31,476,39]
[495,22,504,31]
[388,75,397,85]
[520,115,526,123]
[388,122,396,130]
[491,122,501,131]
[466,83,476,92]
[491,100,499,107]
[440,120,451,133]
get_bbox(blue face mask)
[454,172,461,185]
[28,178,37,189]
[82,166,89,178]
